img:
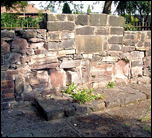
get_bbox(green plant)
[64,82,77,94]
[143,125,151,133]
[87,5,91,14]
[63,82,104,104]
[121,58,130,63]
[62,2,72,14]
[107,81,115,88]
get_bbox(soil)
[1,99,151,137]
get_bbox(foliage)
[1,1,28,11]
[124,15,139,31]
[114,1,151,22]
[1,13,42,29]
[62,2,72,14]
[120,57,130,63]
[63,82,104,104]
[87,5,91,14]
[107,81,115,88]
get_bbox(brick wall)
[1,13,151,109]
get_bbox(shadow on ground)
[1,97,151,137]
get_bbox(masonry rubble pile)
[1,13,151,109]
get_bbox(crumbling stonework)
[1,13,151,109]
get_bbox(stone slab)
[75,35,103,54]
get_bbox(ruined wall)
[1,13,151,109]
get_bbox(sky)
[28,1,117,14]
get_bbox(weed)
[63,82,104,104]
[107,81,115,88]
[140,115,151,122]
[143,125,151,133]
[124,123,130,127]
[64,82,77,94]
[121,58,130,63]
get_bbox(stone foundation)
[1,13,151,109]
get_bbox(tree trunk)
[103,1,112,14]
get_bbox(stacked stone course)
[1,13,151,109]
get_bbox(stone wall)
[1,13,151,109]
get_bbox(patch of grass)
[107,81,115,88]
[143,125,151,133]
[63,82,104,104]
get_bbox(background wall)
[1,13,151,109]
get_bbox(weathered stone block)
[1,40,10,55]
[102,56,118,63]
[110,27,124,35]
[47,42,60,50]
[89,14,107,26]
[75,15,88,25]
[28,38,44,43]
[147,31,151,39]
[76,26,94,35]
[47,21,75,31]
[61,31,75,40]
[50,69,66,88]
[124,34,135,39]
[56,14,66,21]
[9,53,21,64]
[80,60,90,83]
[47,14,57,21]
[31,63,59,70]
[109,15,124,27]
[130,51,144,60]
[59,39,74,50]
[137,41,144,47]
[144,41,151,47]
[67,14,74,21]
[131,66,143,77]
[16,30,37,39]
[108,36,123,44]
[1,30,15,39]
[66,71,82,85]
[122,46,135,52]
[60,60,81,68]
[109,44,122,51]
[58,49,76,56]
[95,26,109,35]
[131,60,143,67]
[30,42,44,49]
[123,39,135,46]
[76,35,103,54]
[11,38,28,54]
[113,60,130,81]
[34,49,47,55]
[91,63,113,82]
[47,32,61,41]
[15,75,25,95]
[146,49,151,56]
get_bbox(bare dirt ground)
[1,99,151,137]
